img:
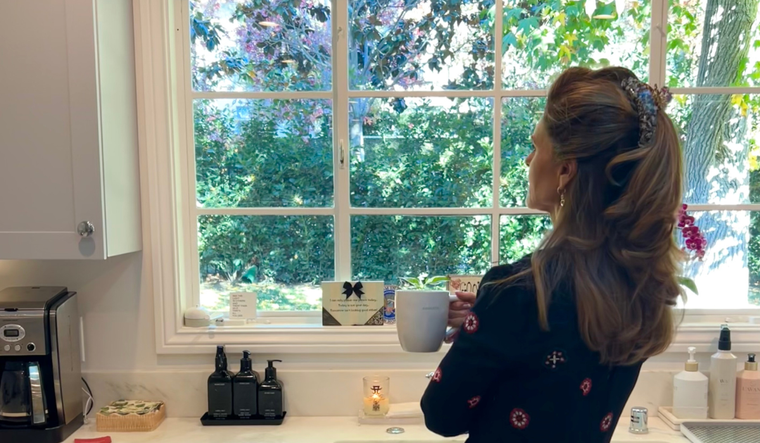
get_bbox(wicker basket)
[96,401,166,432]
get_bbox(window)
[666,0,760,309]
[186,0,652,314]
[134,0,760,353]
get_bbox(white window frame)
[134,0,760,355]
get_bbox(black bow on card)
[342,281,364,300]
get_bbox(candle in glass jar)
[362,385,390,416]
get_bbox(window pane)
[348,0,494,90]
[194,99,333,208]
[350,97,493,208]
[501,97,545,207]
[667,0,760,87]
[499,215,550,263]
[351,216,491,284]
[682,211,760,308]
[190,0,331,92]
[669,94,758,204]
[751,212,760,307]
[502,0,650,89]
[198,215,333,311]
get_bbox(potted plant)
[399,274,450,291]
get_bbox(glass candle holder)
[362,376,390,416]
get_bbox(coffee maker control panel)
[1,324,26,341]
[0,315,46,356]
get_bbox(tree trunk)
[682,0,758,306]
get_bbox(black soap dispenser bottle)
[233,350,259,418]
[207,345,234,419]
[258,359,284,419]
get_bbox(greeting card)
[321,281,384,326]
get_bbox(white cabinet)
[0,0,141,259]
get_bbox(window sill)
[162,324,405,354]
[156,320,760,355]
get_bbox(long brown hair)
[513,67,683,365]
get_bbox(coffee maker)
[0,287,83,443]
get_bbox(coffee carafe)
[0,360,47,425]
[0,287,82,443]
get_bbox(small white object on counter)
[386,402,423,419]
[64,416,688,443]
[673,346,708,419]
[184,306,210,327]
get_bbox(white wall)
[0,253,156,370]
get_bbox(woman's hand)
[448,291,476,328]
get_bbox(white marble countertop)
[64,416,688,443]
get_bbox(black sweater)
[421,256,643,442]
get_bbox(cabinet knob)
[77,221,95,237]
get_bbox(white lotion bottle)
[673,346,708,419]
[709,325,738,419]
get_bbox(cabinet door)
[0,0,105,259]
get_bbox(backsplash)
[83,368,677,418]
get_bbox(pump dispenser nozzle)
[685,346,699,372]
[266,359,282,381]
[214,345,228,371]
[747,353,758,371]
[239,350,251,370]
[719,325,732,351]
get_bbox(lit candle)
[362,385,390,416]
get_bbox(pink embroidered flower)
[463,312,479,333]
[467,396,481,409]
[431,367,442,383]
[600,412,613,432]
[510,408,530,430]
[580,378,592,396]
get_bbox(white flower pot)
[395,290,450,353]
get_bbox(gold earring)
[558,189,565,208]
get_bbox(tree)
[680,0,759,306]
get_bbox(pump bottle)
[709,325,737,419]
[673,346,708,419]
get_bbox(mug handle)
[444,327,459,343]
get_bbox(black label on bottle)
[259,390,282,418]
[234,382,258,418]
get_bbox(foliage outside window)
[189,0,760,313]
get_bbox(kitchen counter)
[64,416,689,442]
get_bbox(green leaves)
[399,277,422,288]
[517,17,539,35]
[400,275,449,290]
[677,276,699,295]
[502,32,518,49]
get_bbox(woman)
[421,67,683,442]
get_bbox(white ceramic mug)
[395,290,451,352]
